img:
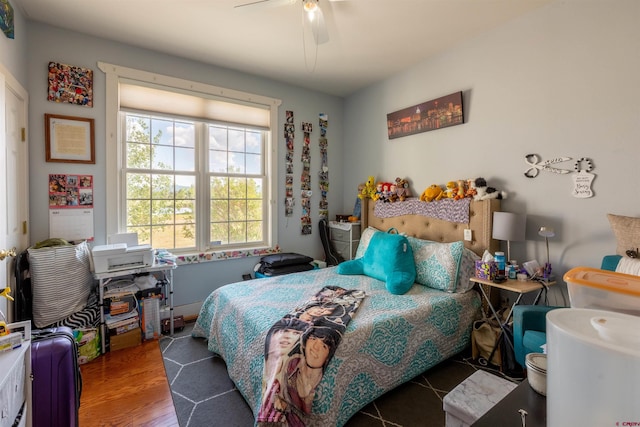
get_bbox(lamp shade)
[492,212,527,242]
[538,226,555,238]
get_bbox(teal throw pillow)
[408,237,464,292]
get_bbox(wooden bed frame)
[361,198,501,257]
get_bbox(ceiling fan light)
[303,0,318,13]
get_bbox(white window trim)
[99,62,281,252]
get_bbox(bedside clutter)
[254,252,315,278]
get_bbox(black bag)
[499,322,521,377]
[319,219,344,266]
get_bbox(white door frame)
[0,63,30,322]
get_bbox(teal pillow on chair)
[338,230,416,295]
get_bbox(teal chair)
[512,305,561,367]
[513,256,620,368]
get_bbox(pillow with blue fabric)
[338,230,416,295]
[407,237,464,292]
[455,248,481,293]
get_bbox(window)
[101,62,281,255]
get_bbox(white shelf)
[94,262,177,353]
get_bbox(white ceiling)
[14,0,552,97]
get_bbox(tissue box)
[475,260,497,280]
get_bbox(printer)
[92,243,154,273]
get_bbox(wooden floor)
[79,339,179,427]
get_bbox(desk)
[94,263,177,353]
[472,379,546,427]
[470,277,555,354]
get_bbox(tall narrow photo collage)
[284,111,330,235]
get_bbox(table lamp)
[538,226,555,279]
[492,212,526,263]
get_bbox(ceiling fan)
[235,0,346,45]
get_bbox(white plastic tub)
[547,308,640,426]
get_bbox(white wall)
[0,3,27,88]
[343,0,640,305]
[23,23,344,309]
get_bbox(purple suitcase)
[31,326,81,427]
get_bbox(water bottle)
[495,251,506,277]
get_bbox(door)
[0,68,29,322]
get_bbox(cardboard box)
[109,327,141,351]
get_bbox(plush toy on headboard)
[337,230,416,295]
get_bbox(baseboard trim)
[173,302,203,321]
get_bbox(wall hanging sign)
[47,61,93,107]
[523,154,572,178]
[572,157,595,198]
[0,0,14,39]
[45,114,95,164]
[386,91,464,139]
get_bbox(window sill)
[174,245,281,265]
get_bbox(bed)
[192,198,500,426]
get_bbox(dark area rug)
[160,323,520,427]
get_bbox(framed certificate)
[45,114,95,163]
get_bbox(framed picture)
[45,114,95,164]
[387,91,464,139]
[0,0,14,39]
[47,61,93,107]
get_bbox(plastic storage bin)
[563,267,640,316]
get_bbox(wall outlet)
[464,229,473,241]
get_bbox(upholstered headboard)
[361,198,500,257]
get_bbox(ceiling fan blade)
[307,4,329,45]
[234,0,295,9]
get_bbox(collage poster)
[49,174,94,208]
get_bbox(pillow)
[408,237,464,292]
[607,214,640,256]
[338,231,416,295]
[354,226,381,259]
[259,252,313,268]
[455,248,481,293]
[28,241,93,328]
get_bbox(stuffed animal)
[372,182,384,201]
[453,180,466,200]
[394,177,412,201]
[472,177,507,201]
[358,176,377,199]
[444,181,457,198]
[465,178,478,199]
[420,184,444,202]
[387,183,399,203]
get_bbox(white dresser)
[0,338,31,427]
[328,221,361,261]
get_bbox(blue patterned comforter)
[192,266,481,426]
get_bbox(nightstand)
[328,221,361,261]
[469,276,556,355]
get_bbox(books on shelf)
[105,308,138,327]
[109,317,140,336]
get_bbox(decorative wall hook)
[524,154,572,178]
